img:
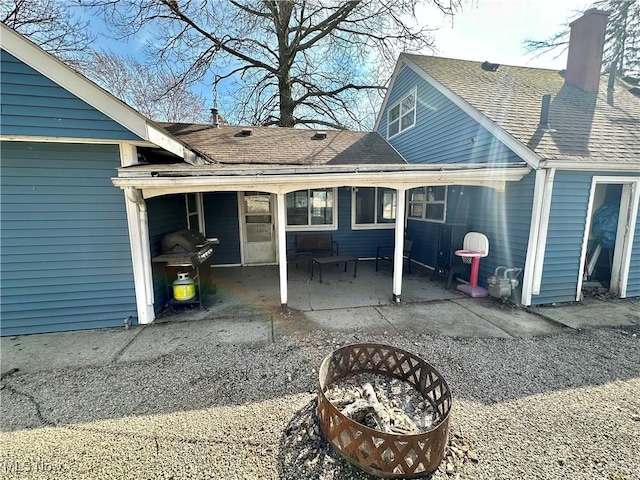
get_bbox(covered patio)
[157,260,464,321]
[112,124,531,325]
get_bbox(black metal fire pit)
[317,343,452,478]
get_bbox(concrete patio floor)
[3,261,638,375]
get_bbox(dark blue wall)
[285,188,395,258]
[466,173,535,290]
[147,194,189,311]
[406,185,470,267]
[203,192,241,265]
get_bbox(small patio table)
[311,255,358,283]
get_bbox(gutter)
[112,166,532,198]
[539,160,640,172]
[117,161,531,178]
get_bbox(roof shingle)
[404,54,640,165]
[160,123,406,166]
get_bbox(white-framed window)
[408,186,447,223]
[387,88,416,139]
[185,193,205,233]
[352,187,396,229]
[286,188,336,230]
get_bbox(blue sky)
[425,0,590,69]
[88,0,590,69]
[82,0,592,121]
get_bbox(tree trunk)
[279,72,296,127]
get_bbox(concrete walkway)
[2,275,638,375]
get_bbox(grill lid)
[161,229,208,254]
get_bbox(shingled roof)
[160,123,406,166]
[403,54,640,166]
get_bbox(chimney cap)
[569,8,609,27]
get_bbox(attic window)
[313,131,327,140]
[481,61,499,72]
[387,88,416,139]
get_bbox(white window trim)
[407,186,448,224]
[185,192,205,233]
[387,87,417,140]
[285,187,338,231]
[351,187,397,230]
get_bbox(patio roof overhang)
[112,162,532,198]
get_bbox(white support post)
[521,169,547,306]
[276,192,288,307]
[392,188,407,302]
[532,168,556,295]
[120,143,155,324]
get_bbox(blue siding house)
[374,9,639,306]
[3,9,637,337]
[1,24,207,335]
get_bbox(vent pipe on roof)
[211,107,220,128]
[481,61,499,72]
[538,94,555,132]
[211,76,220,128]
[313,131,327,140]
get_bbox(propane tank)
[173,272,196,301]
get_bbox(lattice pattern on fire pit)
[317,343,451,478]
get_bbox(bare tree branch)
[83,0,461,128]
[1,0,95,67]
[524,1,639,76]
[83,52,210,123]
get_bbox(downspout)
[125,187,154,304]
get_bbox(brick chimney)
[565,9,609,93]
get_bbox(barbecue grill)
[152,230,219,308]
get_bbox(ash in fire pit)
[325,373,440,435]
[317,343,452,479]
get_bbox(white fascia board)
[401,55,542,170]
[146,124,187,159]
[541,160,640,172]
[373,59,405,131]
[111,166,530,198]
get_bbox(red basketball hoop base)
[456,284,488,298]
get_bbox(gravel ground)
[1,324,639,479]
